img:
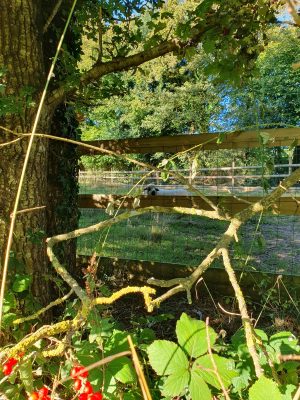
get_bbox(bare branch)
[47,27,207,106]
[43,0,63,34]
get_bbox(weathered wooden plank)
[76,255,300,295]
[79,194,300,215]
[80,128,300,155]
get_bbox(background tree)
[0,0,281,308]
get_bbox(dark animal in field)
[143,183,193,196]
[143,183,160,196]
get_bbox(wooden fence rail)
[79,194,300,215]
[80,128,300,155]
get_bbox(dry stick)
[128,335,153,400]
[13,289,73,325]
[221,249,263,378]
[0,0,78,331]
[287,0,300,25]
[0,137,23,148]
[205,317,231,400]
[280,355,300,362]
[293,385,300,400]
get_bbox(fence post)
[231,161,235,189]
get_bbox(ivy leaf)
[3,292,16,313]
[193,354,238,389]
[189,368,212,400]
[12,274,31,292]
[248,376,282,400]
[176,313,217,358]
[147,340,188,375]
[162,369,190,397]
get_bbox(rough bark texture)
[0,0,54,307]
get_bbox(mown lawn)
[77,208,300,275]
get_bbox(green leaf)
[280,384,297,400]
[176,313,217,358]
[12,274,31,292]
[269,331,299,355]
[189,369,212,400]
[3,292,16,313]
[249,376,282,400]
[147,340,189,376]
[162,369,190,397]
[231,328,268,348]
[259,131,273,146]
[106,357,136,384]
[19,359,33,394]
[193,354,238,389]
[2,312,17,327]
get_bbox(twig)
[60,351,132,383]
[287,0,300,26]
[279,354,300,362]
[128,335,152,400]
[10,205,46,217]
[0,137,23,148]
[205,317,231,400]
[43,0,63,33]
[218,303,241,316]
[13,289,73,324]
[293,385,300,400]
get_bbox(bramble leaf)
[147,340,188,375]
[176,313,217,358]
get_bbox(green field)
[78,208,300,276]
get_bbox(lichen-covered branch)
[221,248,263,378]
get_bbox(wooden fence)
[79,128,300,215]
[80,127,300,155]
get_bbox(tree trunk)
[0,0,52,307]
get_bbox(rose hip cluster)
[71,365,103,400]
[2,356,103,399]
[2,357,18,376]
[2,353,25,376]
[28,387,50,400]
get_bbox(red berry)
[90,393,103,400]
[71,366,81,379]
[18,352,25,358]
[2,364,13,376]
[71,365,88,379]
[83,380,93,394]
[38,386,49,397]
[78,366,89,378]
[6,357,18,367]
[74,378,82,391]
[28,393,39,400]
[78,394,89,400]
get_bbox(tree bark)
[0,0,51,306]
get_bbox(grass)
[77,208,300,276]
